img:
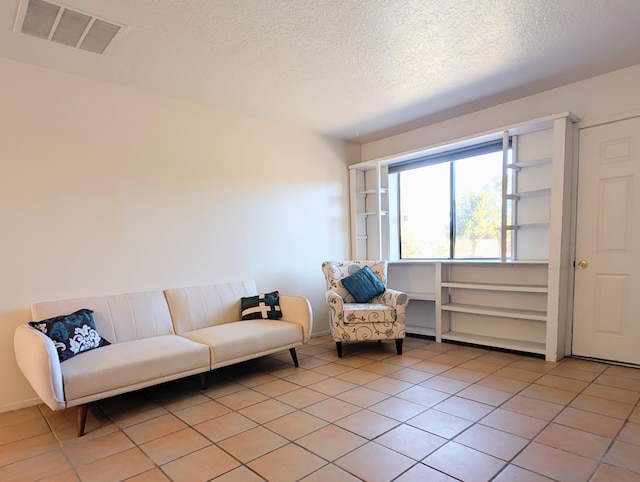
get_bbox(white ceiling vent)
[15,0,124,54]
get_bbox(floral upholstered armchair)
[321,260,409,357]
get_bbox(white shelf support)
[545,116,576,361]
[434,263,447,343]
[501,131,509,263]
[376,163,383,260]
[349,169,358,259]
[509,135,519,261]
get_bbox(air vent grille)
[16,0,123,54]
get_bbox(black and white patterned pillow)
[29,309,110,362]
[241,291,282,320]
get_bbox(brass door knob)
[577,260,588,269]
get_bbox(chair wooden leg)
[336,341,343,358]
[199,372,208,390]
[289,348,299,367]
[77,404,88,437]
[395,338,404,355]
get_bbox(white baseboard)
[311,330,330,337]
[0,397,41,414]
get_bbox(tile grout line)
[2,338,639,481]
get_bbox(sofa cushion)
[342,266,386,303]
[29,309,110,362]
[179,320,302,368]
[60,335,210,402]
[241,291,282,320]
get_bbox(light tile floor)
[2,335,640,481]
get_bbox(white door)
[573,116,640,364]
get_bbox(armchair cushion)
[29,309,110,362]
[344,303,396,324]
[341,266,386,302]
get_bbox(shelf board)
[357,188,388,196]
[406,326,436,337]
[405,291,436,301]
[441,331,546,355]
[506,188,551,200]
[506,222,549,230]
[441,282,548,293]
[506,157,552,170]
[441,303,547,321]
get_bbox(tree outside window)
[399,150,504,259]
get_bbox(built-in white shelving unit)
[349,164,388,260]
[504,128,556,262]
[436,262,549,356]
[349,113,577,361]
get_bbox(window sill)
[388,259,548,265]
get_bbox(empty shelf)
[440,282,548,293]
[440,303,547,321]
[441,331,546,355]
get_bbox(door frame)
[569,111,640,362]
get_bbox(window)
[391,141,508,260]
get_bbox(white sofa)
[14,281,312,436]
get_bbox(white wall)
[361,63,640,162]
[0,58,354,412]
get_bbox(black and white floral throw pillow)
[29,308,110,362]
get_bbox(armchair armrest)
[14,324,66,411]
[325,290,344,312]
[279,294,313,343]
[378,288,410,320]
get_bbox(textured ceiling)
[2,0,640,142]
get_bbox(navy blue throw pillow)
[342,266,386,302]
[29,309,110,362]
[241,291,283,320]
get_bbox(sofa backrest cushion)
[31,291,175,344]
[165,281,258,333]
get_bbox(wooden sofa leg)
[336,341,343,358]
[77,404,88,437]
[395,338,404,355]
[199,372,208,390]
[289,348,299,367]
